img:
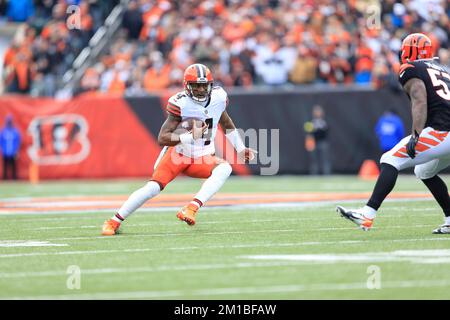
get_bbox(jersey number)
[204,118,213,145]
[427,68,450,101]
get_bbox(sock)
[421,175,450,220]
[194,162,232,204]
[445,216,450,225]
[115,181,161,221]
[112,214,124,223]
[366,163,399,210]
[190,199,202,209]
[362,205,377,219]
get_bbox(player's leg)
[11,156,17,180]
[415,157,450,234]
[2,156,8,180]
[177,156,232,225]
[337,128,450,230]
[102,147,188,235]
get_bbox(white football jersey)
[166,86,228,158]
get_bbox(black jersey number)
[203,118,213,145]
[427,68,450,101]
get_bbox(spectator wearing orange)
[80,67,101,94]
[354,46,374,84]
[5,50,34,93]
[143,52,171,92]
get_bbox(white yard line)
[6,279,450,300]
[241,249,450,264]
[1,237,450,258]
[0,261,308,279]
[316,224,436,231]
[25,217,327,230]
[4,206,441,223]
[0,198,434,215]
[4,249,450,279]
[0,240,67,247]
[24,222,438,231]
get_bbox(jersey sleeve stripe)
[167,107,181,116]
[166,101,181,115]
[167,102,181,111]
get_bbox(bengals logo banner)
[0,95,161,179]
[27,114,90,165]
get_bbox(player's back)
[399,59,450,131]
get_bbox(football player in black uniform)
[337,33,450,234]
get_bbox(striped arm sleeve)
[166,102,181,116]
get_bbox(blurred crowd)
[2,0,450,97]
[1,0,117,96]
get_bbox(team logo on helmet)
[401,33,433,64]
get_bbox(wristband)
[225,129,246,153]
[179,132,194,144]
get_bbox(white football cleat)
[432,224,450,234]
[336,206,374,231]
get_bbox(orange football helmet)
[400,33,433,64]
[183,63,213,102]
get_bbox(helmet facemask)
[186,81,213,102]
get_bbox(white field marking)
[26,228,299,239]
[2,237,450,259]
[0,197,434,215]
[37,229,450,243]
[5,204,440,223]
[0,201,336,215]
[25,217,327,231]
[0,240,67,248]
[317,224,436,231]
[0,261,309,279]
[25,221,438,232]
[7,279,450,300]
[1,200,124,208]
[0,202,328,215]
[19,216,327,227]
[241,249,450,265]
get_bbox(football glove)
[406,131,419,159]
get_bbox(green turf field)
[1,175,450,299]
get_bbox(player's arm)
[404,78,427,136]
[219,111,257,161]
[219,110,237,131]
[158,114,206,146]
[403,78,427,158]
[158,114,183,146]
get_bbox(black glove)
[406,131,419,159]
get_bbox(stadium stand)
[1,0,450,97]
[0,0,118,96]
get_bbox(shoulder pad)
[399,63,415,76]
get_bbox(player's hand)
[192,121,208,140]
[238,148,258,162]
[406,131,419,159]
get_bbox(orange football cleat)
[177,203,199,226]
[102,219,121,236]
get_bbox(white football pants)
[380,127,450,179]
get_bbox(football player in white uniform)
[102,63,256,235]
